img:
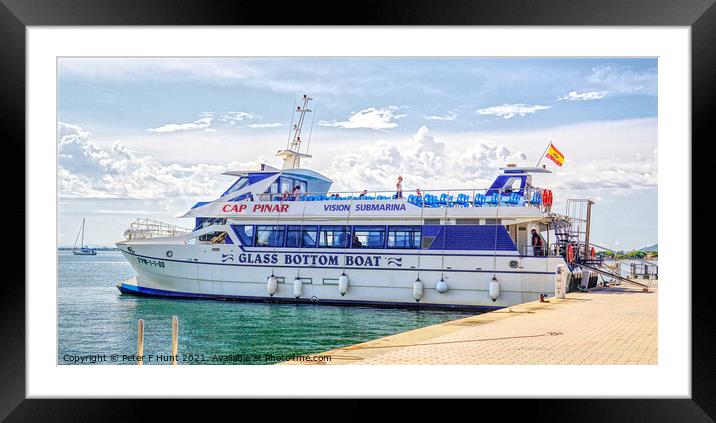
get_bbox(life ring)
[567,244,574,262]
[542,189,553,206]
[590,247,596,258]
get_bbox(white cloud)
[319,106,407,130]
[425,112,457,121]
[247,122,284,128]
[59,122,264,199]
[476,104,551,119]
[57,58,390,96]
[324,125,527,192]
[148,111,281,133]
[587,65,657,95]
[221,111,259,127]
[58,58,257,84]
[549,152,657,193]
[558,91,608,101]
[320,120,656,202]
[148,113,214,133]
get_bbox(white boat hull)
[117,242,565,310]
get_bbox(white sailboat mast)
[276,94,314,169]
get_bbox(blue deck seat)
[529,191,542,205]
[422,194,436,207]
[453,193,470,207]
[474,193,487,206]
[485,192,500,206]
[438,193,453,206]
[505,193,523,205]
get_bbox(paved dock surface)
[285,282,657,365]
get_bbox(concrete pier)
[284,281,657,365]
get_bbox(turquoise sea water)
[58,251,474,365]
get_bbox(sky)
[58,58,657,250]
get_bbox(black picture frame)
[2,0,711,419]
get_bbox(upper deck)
[180,189,554,231]
[181,161,555,223]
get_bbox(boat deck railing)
[255,187,551,209]
[123,218,192,240]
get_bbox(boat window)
[286,225,318,248]
[232,225,254,247]
[484,218,502,225]
[352,226,386,248]
[387,226,421,249]
[223,177,249,196]
[199,231,226,243]
[302,226,318,247]
[280,178,292,195]
[502,177,522,194]
[270,181,279,194]
[318,226,350,248]
[255,225,286,247]
[421,235,436,249]
[299,180,307,193]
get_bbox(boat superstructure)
[73,218,97,256]
[117,95,577,309]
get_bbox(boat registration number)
[137,257,166,268]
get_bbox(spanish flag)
[545,143,565,167]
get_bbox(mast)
[275,94,314,169]
[81,218,85,248]
[73,220,81,250]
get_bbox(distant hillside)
[639,244,658,252]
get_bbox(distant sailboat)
[73,218,97,256]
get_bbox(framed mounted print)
[2,0,712,418]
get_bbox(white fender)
[293,277,303,298]
[267,275,278,297]
[489,276,500,302]
[413,279,424,302]
[573,267,583,283]
[554,264,567,299]
[338,274,349,296]
[436,279,449,293]
[580,269,591,289]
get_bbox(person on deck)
[292,185,302,200]
[531,228,544,256]
[358,189,368,198]
[395,176,403,199]
[415,188,422,198]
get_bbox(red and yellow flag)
[545,143,565,166]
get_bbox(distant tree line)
[598,250,658,260]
